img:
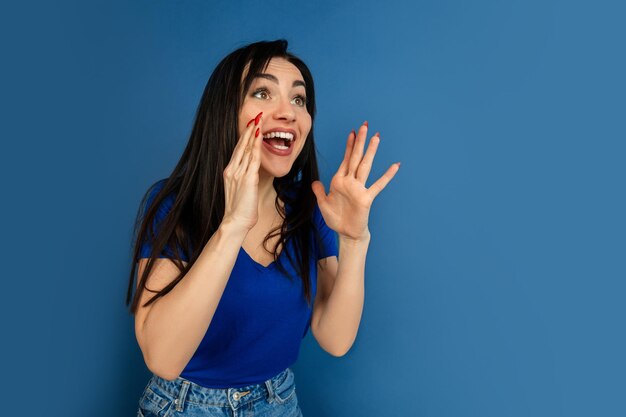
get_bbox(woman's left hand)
[311,121,400,242]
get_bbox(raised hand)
[222,111,264,231]
[311,121,400,241]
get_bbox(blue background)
[1,0,624,416]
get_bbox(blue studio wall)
[2,0,624,416]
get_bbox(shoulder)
[281,182,327,229]
[144,178,175,214]
[145,178,168,204]
[312,201,327,227]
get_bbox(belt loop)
[265,378,276,403]
[174,380,190,412]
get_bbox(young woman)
[126,39,400,417]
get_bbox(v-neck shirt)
[138,179,339,388]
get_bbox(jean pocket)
[138,385,173,417]
[273,368,297,404]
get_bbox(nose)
[272,95,296,121]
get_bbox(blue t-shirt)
[138,179,338,388]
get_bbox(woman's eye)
[252,88,306,107]
[252,88,269,99]
[293,95,307,107]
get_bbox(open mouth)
[262,131,295,150]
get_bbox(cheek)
[239,102,258,125]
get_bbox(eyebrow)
[252,73,306,89]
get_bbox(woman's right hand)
[222,111,264,231]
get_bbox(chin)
[260,162,293,179]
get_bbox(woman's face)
[238,57,312,179]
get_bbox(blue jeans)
[137,367,303,417]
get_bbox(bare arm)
[136,111,266,380]
[135,219,249,380]
[312,232,369,356]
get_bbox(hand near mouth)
[311,121,401,242]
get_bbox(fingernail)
[351,129,356,136]
[255,127,260,137]
[247,118,255,127]
[363,120,368,127]
[255,112,263,126]
[374,132,380,137]
[397,162,401,167]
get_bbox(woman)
[126,39,400,417]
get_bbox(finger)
[366,162,401,200]
[247,116,265,174]
[240,118,263,174]
[238,114,263,175]
[232,112,262,167]
[231,120,255,168]
[348,122,368,176]
[311,180,326,206]
[356,132,380,185]
[337,129,356,176]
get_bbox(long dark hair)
[125,39,327,315]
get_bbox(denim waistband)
[150,367,291,409]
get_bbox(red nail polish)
[374,132,380,137]
[247,118,254,127]
[351,129,356,136]
[255,112,263,126]
[255,127,260,137]
[364,120,368,127]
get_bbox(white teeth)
[262,131,294,141]
[271,144,289,150]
